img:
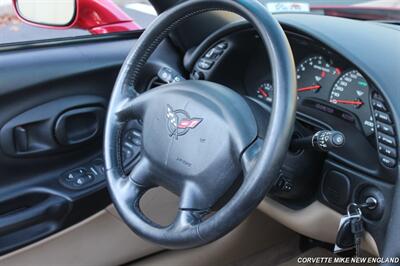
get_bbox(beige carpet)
[279,247,338,266]
[230,238,301,266]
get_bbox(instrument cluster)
[250,55,375,137]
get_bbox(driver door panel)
[0,36,136,254]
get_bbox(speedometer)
[330,70,375,135]
[296,55,341,101]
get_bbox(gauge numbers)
[330,70,375,135]
[256,82,274,103]
[296,55,341,100]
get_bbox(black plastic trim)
[0,30,144,53]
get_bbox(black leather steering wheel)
[104,0,296,249]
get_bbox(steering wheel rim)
[104,0,297,249]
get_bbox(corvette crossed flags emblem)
[166,105,203,139]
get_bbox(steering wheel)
[104,0,296,249]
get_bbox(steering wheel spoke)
[115,94,151,122]
[171,209,205,232]
[241,138,264,175]
[111,172,147,210]
[128,156,155,188]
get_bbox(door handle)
[54,106,105,146]
[0,95,106,157]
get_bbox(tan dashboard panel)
[258,198,379,256]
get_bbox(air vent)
[147,76,167,90]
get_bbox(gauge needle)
[331,99,364,106]
[258,88,269,97]
[297,85,321,92]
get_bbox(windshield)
[258,0,400,21]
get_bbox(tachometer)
[330,70,375,135]
[256,82,274,103]
[296,55,341,100]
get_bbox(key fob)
[336,218,355,248]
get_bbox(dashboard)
[177,21,400,246]
[138,12,400,257]
[187,24,398,185]
[149,10,400,256]
[248,55,375,137]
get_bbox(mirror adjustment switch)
[60,163,104,190]
[76,178,85,186]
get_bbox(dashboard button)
[89,166,99,176]
[376,122,395,136]
[192,71,204,80]
[372,92,384,102]
[204,48,223,59]
[86,173,94,180]
[198,59,214,70]
[378,133,397,147]
[76,178,85,186]
[217,42,228,49]
[91,159,105,175]
[378,143,397,159]
[276,176,293,192]
[332,133,345,146]
[132,137,141,146]
[374,111,392,124]
[372,99,387,112]
[379,155,396,168]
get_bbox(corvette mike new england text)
[297,256,400,264]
